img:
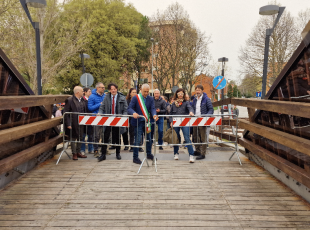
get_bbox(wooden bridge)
[2,32,310,228]
[0,94,310,229]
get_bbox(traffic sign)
[80,73,94,87]
[212,76,227,90]
[172,86,179,93]
[256,91,262,97]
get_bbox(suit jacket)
[98,92,128,134]
[127,94,156,126]
[63,96,87,139]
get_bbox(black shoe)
[159,147,164,150]
[116,154,121,160]
[133,158,142,164]
[139,148,144,152]
[129,148,134,152]
[147,154,154,160]
[124,147,129,151]
[193,151,200,156]
[109,146,116,150]
[98,154,106,162]
[196,155,205,160]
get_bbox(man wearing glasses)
[88,82,106,157]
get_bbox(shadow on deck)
[0,144,310,229]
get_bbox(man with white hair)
[63,86,88,160]
[151,89,166,150]
[128,84,158,164]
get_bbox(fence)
[152,114,242,168]
[57,112,152,173]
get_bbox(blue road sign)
[212,76,227,90]
[256,91,262,97]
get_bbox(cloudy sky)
[124,0,309,82]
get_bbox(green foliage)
[232,85,240,97]
[227,84,233,98]
[55,0,145,91]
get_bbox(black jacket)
[154,96,166,115]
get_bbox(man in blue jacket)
[192,85,214,160]
[88,82,105,156]
[128,84,158,164]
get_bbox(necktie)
[112,96,115,114]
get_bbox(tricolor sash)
[136,93,151,133]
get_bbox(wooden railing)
[213,98,310,188]
[0,95,69,175]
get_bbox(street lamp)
[259,4,285,98]
[20,0,47,95]
[218,57,228,114]
[79,53,90,74]
[150,38,154,96]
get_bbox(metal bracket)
[12,167,25,175]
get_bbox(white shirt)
[195,95,202,115]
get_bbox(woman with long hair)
[169,88,195,163]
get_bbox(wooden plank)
[212,98,231,107]
[0,135,62,175]
[210,130,237,141]
[0,117,62,145]
[239,120,310,158]
[231,98,310,119]
[0,95,70,110]
[247,108,255,122]
[222,119,237,126]
[239,138,310,188]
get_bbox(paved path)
[0,145,310,229]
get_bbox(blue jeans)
[173,127,194,156]
[151,117,164,145]
[133,122,152,159]
[81,126,94,152]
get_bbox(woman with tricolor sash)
[169,88,195,163]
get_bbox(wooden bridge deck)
[0,145,310,229]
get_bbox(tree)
[132,16,152,93]
[239,1,301,93]
[150,2,211,95]
[56,0,145,92]
[0,0,91,94]
[232,85,240,98]
[227,84,233,98]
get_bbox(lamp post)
[79,53,90,74]
[218,57,228,114]
[20,0,46,95]
[260,4,285,98]
[150,38,154,96]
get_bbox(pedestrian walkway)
[0,144,310,229]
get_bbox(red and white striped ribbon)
[79,115,129,127]
[172,117,222,127]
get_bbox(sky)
[124,0,310,82]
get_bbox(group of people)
[63,82,213,164]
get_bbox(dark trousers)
[122,128,129,146]
[101,127,120,155]
[129,124,135,145]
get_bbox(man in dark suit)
[97,83,128,162]
[63,86,88,160]
[128,84,158,164]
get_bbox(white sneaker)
[189,155,195,163]
[81,151,85,155]
[174,154,179,160]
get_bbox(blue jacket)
[192,92,214,115]
[88,89,105,113]
[127,94,157,126]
